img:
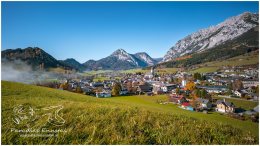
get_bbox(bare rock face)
[163,12,259,62]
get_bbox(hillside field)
[189,50,259,73]
[1,81,259,144]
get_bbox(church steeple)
[151,67,154,75]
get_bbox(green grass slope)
[1,81,259,144]
[189,50,259,73]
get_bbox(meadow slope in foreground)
[1,81,258,144]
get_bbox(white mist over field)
[1,60,60,84]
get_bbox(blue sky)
[2,1,259,63]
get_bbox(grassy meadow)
[1,81,259,144]
[188,50,259,73]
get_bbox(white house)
[234,90,242,97]
[96,91,111,98]
[181,80,187,87]
[161,84,177,93]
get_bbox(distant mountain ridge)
[83,49,159,70]
[163,12,259,62]
[59,58,85,71]
[1,47,72,70]
[1,47,159,71]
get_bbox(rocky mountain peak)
[112,48,128,55]
[162,12,259,62]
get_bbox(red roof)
[182,102,190,106]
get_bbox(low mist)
[1,60,62,84]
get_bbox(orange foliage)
[185,81,195,91]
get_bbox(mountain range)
[1,47,72,70]
[83,49,159,70]
[1,12,259,71]
[2,47,159,71]
[163,12,259,62]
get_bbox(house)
[161,84,177,93]
[82,87,93,94]
[197,86,228,94]
[181,79,187,87]
[196,98,212,109]
[152,83,164,94]
[91,82,104,88]
[181,102,194,111]
[242,80,259,88]
[234,90,246,97]
[96,91,111,98]
[234,90,242,97]
[215,99,235,113]
[137,84,152,94]
[120,89,128,95]
[144,67,154,80]
[169,94,188,104]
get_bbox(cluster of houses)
[39,65,258,120]
[168,93,259,118]
[57,65,259,101]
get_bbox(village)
[38,65,259,122]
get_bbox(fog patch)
[1,60,60,84]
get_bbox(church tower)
[151,67,154,75]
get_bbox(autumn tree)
[193,89,200,99]
[60,82,69,90]
[185,81,196,91]
[233,80,243,90]
[112,82,122,96]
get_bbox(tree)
[75,86,83,93]
[175,88,180,95]
[201,89,207,98]
[227,89,232,95]
[60,82,69,90]
[193,89,200,99]
[233,80,243,90]
[112,82,122,96]
[227,82,233,90]
[193,72,202,80]
[185,81,196,91]
[126,81,133,93]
